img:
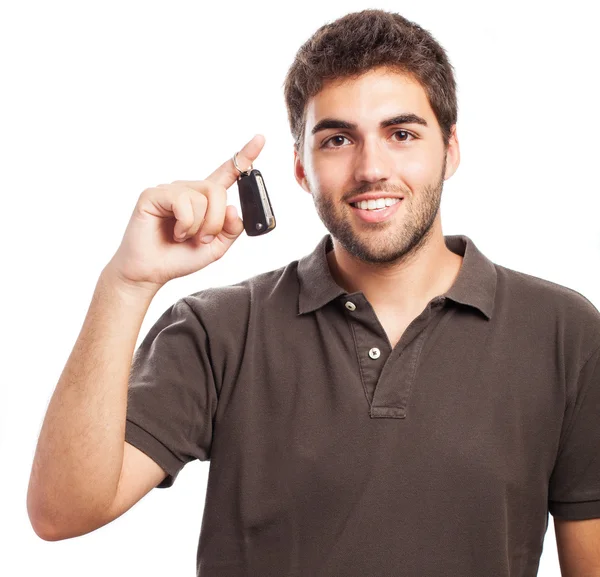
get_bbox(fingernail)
[201,235,214,244]
[177,231,186,240]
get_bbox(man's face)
[294,66,459,265]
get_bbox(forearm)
[27,265,158,537]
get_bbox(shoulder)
[181,258,301,324]
[495,263,600,350]
[496,263,599,318]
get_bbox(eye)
[321,135,350,149]
[392,130,415,142]
[321,130,416,149]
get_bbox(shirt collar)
[296,233,497,319]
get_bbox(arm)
[26,265,159,540]
[555,517,600,577]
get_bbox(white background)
[2,1,599,575]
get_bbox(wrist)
[100,263,162,302]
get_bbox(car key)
[235,165,276,236]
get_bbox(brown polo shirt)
[125,232,600,576]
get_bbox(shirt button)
[368,347,381,359]
[345,301,356,311]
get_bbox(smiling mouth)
[349,197,403,210]
[349,197,404,223]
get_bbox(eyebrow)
[311,113,428,136]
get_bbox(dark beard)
[310,160,446,267]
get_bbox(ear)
[294,146,312,194]
[443,124,460,180]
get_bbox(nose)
[352,136,392,183]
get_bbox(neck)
[326,220,463,312]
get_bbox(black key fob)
[236,168,276,236]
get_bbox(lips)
[350,197,403,223]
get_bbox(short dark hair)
[283,9,458,158]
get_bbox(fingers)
[148,134,265,244]
[205,133,266,190]
[168,182,226,243]
[220,204,245,240]
[171,192,197,240]
[192,180,226,242]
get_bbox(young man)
[28,8,600,576]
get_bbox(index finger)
[205,134,266,189]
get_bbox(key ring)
[232,151,253,178]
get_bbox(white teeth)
[352,197,401,210]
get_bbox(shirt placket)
[341,294,447,418]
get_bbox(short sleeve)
[125,297,218,489]
[548,344,600,520]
